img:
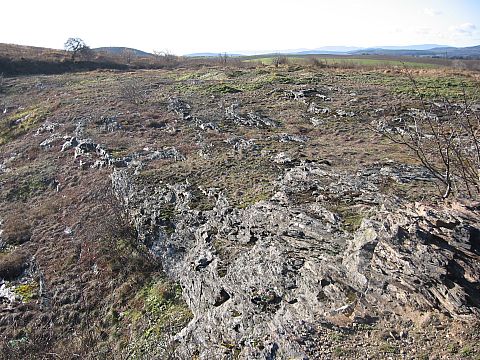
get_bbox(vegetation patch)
[379,343,398,354]
[0,250,29,280]
[206,83,242,94]
[5,177,53,202]
[391,75,479,99]
[122,277,193,358]
[328,204,364,232]
[0,106,49,145]
[14,282,38,303]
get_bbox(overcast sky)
[1,0,479,54]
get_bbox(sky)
[1,0,479,55]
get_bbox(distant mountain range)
[45,44,480,60]
[184,52,244,57]
[350,45,480,58]
[183,44,480,59]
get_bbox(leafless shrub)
[153,50,180,68]
[121,48,136,65]
[0,73,5,94]
[83,182,156,274]
[217,52,229,66]
[225,57,246,68]
[452,59,468,71]
[375,73,480,199]
[119,78,147,105]
[272,55,289,68]
[305,56,325,68]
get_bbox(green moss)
[329,205,364,232]
[0,106,49,145]
[158,205,176,234]
[123,309,143,324]
[110,147,129,158]
[14,282,38,302]
[460,345,473,357]
[175,72,200,81]
[189,189,216,212]
[266,73,295,84]
[221,341,241,359]
[239,81,265,91]
[379,343,398,354]
[123,277,193,358]
[139,279,193,334]
[225,70,245,78]
[346,290,358,303]
[239,191,271,209]
[447,343,459,354]
[333,346,346,356]
[144,281,180,315]
[6,177,50,202]
[206,83,242,94]
[329,332,345,341]
[212,237,230,277]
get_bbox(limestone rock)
[112,162,480,359]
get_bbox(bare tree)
[64,37,92,61]
[375,73,480,199]
[153,50,179,68]
[121,48,136,65]
[272,55,289,68]
[218,52,228,66]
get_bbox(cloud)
[449,23,477,36]
[424,8,442,16]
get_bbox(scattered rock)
[310,117,324,127]
[272,152,293,164]
[276,133,308,143]
[97,115,121,132]
[307,102,330,115]
[225,104,278,128]
[225,137,258,152]
[168,97,192,120]
[286,89,331,102]
[336,109,355,117]
[35,121,58,136]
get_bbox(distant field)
[2,42,480,76]
[246,55,441,68]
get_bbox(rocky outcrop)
[112,162,480,359]
[225,104,278,128]
[60,137,185,170]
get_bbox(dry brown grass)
[2,216,32,246]
[0,249,30,280]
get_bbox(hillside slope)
[0,64,479,359]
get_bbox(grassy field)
[246,55,441,68]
